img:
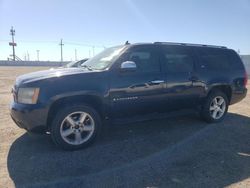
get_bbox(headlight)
[17,88,40,104]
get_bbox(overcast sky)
[0,0,250,61]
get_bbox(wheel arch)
[46,94,104,130]
[207,84,232,103]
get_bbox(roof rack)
[153,42,227,49]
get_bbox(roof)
[129,42,227,49]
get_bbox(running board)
[112,109,197,125]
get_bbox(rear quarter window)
[196,48,230,71]
[226,50,245,70]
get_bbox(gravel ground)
[0,66,249,188]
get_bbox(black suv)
[10,42,248,150]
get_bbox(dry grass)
[0,67,49,187]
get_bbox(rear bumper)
[10,101,48,132]
[230,88,247,105]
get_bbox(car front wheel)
[50,104,101,150]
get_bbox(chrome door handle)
[150,80,165,84]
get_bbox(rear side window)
[161,46,194,73]
[226,50,244,70]
[196,48,230,71]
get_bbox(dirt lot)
[0,66,249,188]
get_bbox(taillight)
[244,71,248,87]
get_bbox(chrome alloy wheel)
[209,96,226,120]
[60,111,95,145]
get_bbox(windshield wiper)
[81,65,93,71]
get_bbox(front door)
[109,45,165,118]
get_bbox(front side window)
[123,47,160,72]
[162,46,194,73]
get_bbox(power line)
[64,41,106,48]
[0,39,58,44]
[1,39,111,47]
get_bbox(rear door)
[160,45,203,110]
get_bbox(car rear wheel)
[201,90,229,123]
[50,104,101,150]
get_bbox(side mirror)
[120,61,137,72]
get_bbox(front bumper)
[10,101,48,133]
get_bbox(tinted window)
[226,50,244,70]
[162,46,194,73]
[124,47,160,72]
[196,48,230,71]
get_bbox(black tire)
[201,90,229,123]
[50,104,102,150]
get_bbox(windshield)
[83,46,125,70]
[65,59,88,68]
[65,61,77,68]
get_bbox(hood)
[16,67,91,85]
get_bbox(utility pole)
[9,26,16,61]
[36,50,40,61]
[59,39,64,63]
[27,51,30,61]
[75,49,77,61]
[92,46,95,57]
